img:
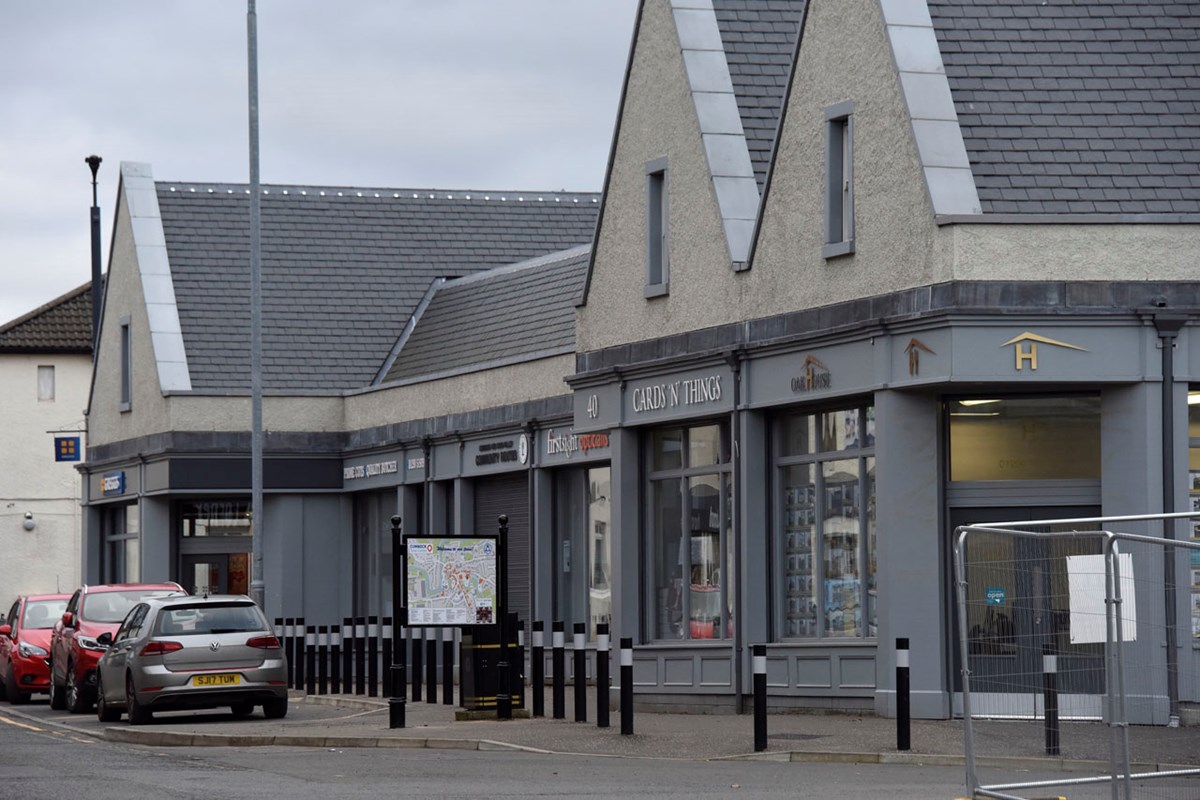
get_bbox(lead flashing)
[120,161,192,392]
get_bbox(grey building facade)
[83,0,1200,721]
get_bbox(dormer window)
[645,157,669,297]
[823,101,855,259]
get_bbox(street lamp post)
[496,514,511,720]
[85,155,102,353]
[389,515,406,728]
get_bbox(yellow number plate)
[192,673,241,687]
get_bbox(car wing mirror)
[0,624,11,637]
[96,632,113,647]
[61,611,74,628]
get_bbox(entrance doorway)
[948,506,1105,719]
[181,553,250,597]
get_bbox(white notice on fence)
[1067,552,1137,644]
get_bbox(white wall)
[0,352,91,599]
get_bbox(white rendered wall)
[0,352,91,598]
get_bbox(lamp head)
[22,512,35,532]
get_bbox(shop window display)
[777,406,875,640]
[648,423,732,641]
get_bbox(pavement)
[11,684,1200,777]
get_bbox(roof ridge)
[157,182,601,199]
[0,281,91,335]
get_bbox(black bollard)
[293,616,306,690]
[1043,644,1059,756]
[896,637,910,752]
[282,617,295,688]
[330,625,342,694]
[596,623,610,728]
[425,627,438,703]
[412,627,423,702]
[341,617,353,694]
[368,616,380,698]
[317,625,329,695]
[552,621,565,720]
[620,636,633,736]
[513,614,525,711]
[531,621,545,717]
[753,644,767,752]
[382,616,393,697]
[354,616,367,695]
[443,628,454,705]
[574,622,587,722]
[496,515,512,721]
[305,625,317,696]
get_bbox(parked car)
[49,582,186,714]
[95,594,288,724]
[0,594,71,704]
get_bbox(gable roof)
[378,245,590,385]
[712,0,807,192]
[154,184,599,392]
[0,282,93,354]
[929,0,1200,216]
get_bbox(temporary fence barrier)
[955,512,1200,800]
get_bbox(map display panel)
[404,535,498,626]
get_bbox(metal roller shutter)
[473,473,530,625]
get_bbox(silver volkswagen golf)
[95,595,288,724]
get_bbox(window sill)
[644,283,669,299]
[822,240,855,260]
[118,402,131,414]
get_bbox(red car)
[0,594,71,704]
[49,582,186,714]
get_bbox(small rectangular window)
[645,157,669,297]
[823,101,855,259]
[37,365,55,401]
[119,317,132,412]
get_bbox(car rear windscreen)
[156,603,266,635]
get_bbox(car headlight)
[77,635,108,652]
[18,641,49,658]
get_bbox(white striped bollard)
[1043,644,1059,756]
[619,637,633,735]
[573,622,587,722]
[753,644,767,752]
[897,637,910,751]
[596,623,610,728]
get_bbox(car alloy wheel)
[48,658,66,710]
[96,674,122,723]
[126,674,152,726]
[65,663,92,714]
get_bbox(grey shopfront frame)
[571,310,1200,718]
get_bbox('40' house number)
[585,394,599,419]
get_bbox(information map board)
[403,535,499,626]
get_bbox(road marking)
[0,714,44,733]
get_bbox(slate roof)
[155,185,599,392]
[380,246,590,385]
[712,0,807,192]
[929,0,1200,215]
[0,282,93,353]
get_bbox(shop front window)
[1187,391,1200,645]
[552,466,612,641]
[103,504,140,583]
[181,500,251,536]
[647,423,732,641]
[776,405,875,640]
[948,395,1100,481]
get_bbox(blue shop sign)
[985,586,1006,606]
[101,471,126,496]
[55,436,81,462]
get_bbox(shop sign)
[343,460,398,480]
[101,471,126,496]
[475,438,521,467]
[630,373,724,414]
[1002,331,1086,371]
[791,355,831,393]
[55,436,81,462]
[985,587,1006,606]
[407,456,425,471]
[545,429,610,460]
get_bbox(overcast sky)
[0,1,638,326]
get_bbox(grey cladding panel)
[928,0,1200,215]
[712,0,807,192]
